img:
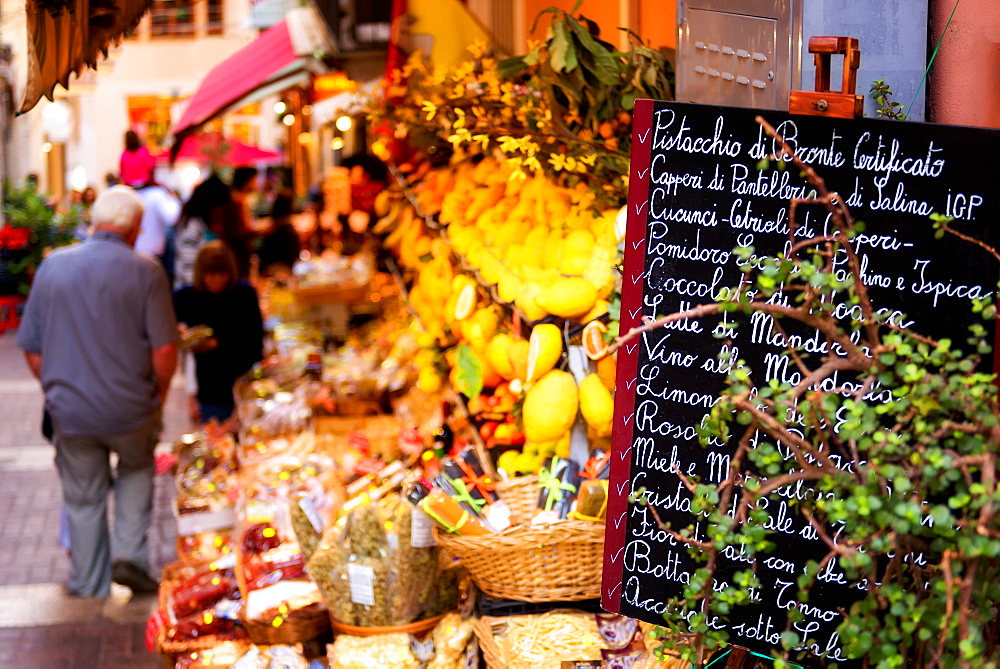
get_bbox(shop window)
[207,0,224,35]
[128,95,187,148]
[150,0,196,38]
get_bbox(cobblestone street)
[0,329,190,667]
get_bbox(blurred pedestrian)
[172,176,235,423]
[173,175,231,291]
[173,241,264,424]
[222,167,258,279]
[340,153,388,255]
[16,186,178,597]
[256,190,301,277]
[71,186,97,240]
[133,178,182,281]
[119,130,156,188]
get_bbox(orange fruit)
[582,320,610,361]
[596,352,617,391]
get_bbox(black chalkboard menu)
[602,100,1000,665]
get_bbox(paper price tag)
[347,563,376,606]
[299,496,325,534]
[411,508,438,547]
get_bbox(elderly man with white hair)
[17,185,178,598]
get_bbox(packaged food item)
[580,448,611,480]
[534,456,581,523]
[179,324,214,351]
[499,611,606,668]
[388,497,443,624]
[168,570,238,619]
[239,522,307,591]
[601,638,647,669]
[173,641,251,668]
[177,530,235,564]
[226,645,310,669]
[419,488,492,536]
[430,613,476,663]
[168,608,242,641]
[310,489,462,627]
[344,504,392,626]
[307,516,354,624]
[440,448,512,531]
[328,632,420,669]
[594,613,641,649]
[570,479,608,521]
[174,431,237,515]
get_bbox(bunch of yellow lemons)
[438,157,622,324]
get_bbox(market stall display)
[141,5,690,664]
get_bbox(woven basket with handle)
[494,475,539,526]
[435,520,604,602]
[239,603,331,645]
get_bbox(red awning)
[156,132,283,166]
[169,4,336,157]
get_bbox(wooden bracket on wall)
[789,36,864,119]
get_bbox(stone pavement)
[0,329,192,668]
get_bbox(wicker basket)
[239,603,331,645]
[494,475,539,526]
[474,616,507,669]
[435,521,605,602]
[156,626,250,669]
[329,612,446,639]
[314,414,401,461]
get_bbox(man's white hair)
[90,185,145,233]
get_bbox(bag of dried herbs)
[306,516,355,624]
[387,499,441,624]
[345,502,393,626]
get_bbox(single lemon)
[485,333,516,380]
[526,322,563,384]
[579,373,614,437]
[522,370,579,443]
[534,276,598,320]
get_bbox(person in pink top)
[119,130,156,188]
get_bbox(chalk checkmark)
[631,272,645,285]
[628,308,641,319]
[623,414,634,427]
[639,129,650,144]
[617,480,629,495]
[611,547,624,564]
[637,168,649,179]
[625,343,637,355]
[607,582,622,599]
[632,239,645,250]
[635,201,648,215]
[614,512,627,529]
[619,445,633,460]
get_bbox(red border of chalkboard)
[602,98,654,611]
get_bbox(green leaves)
[453,344,483,399]
[567,19,621,86]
